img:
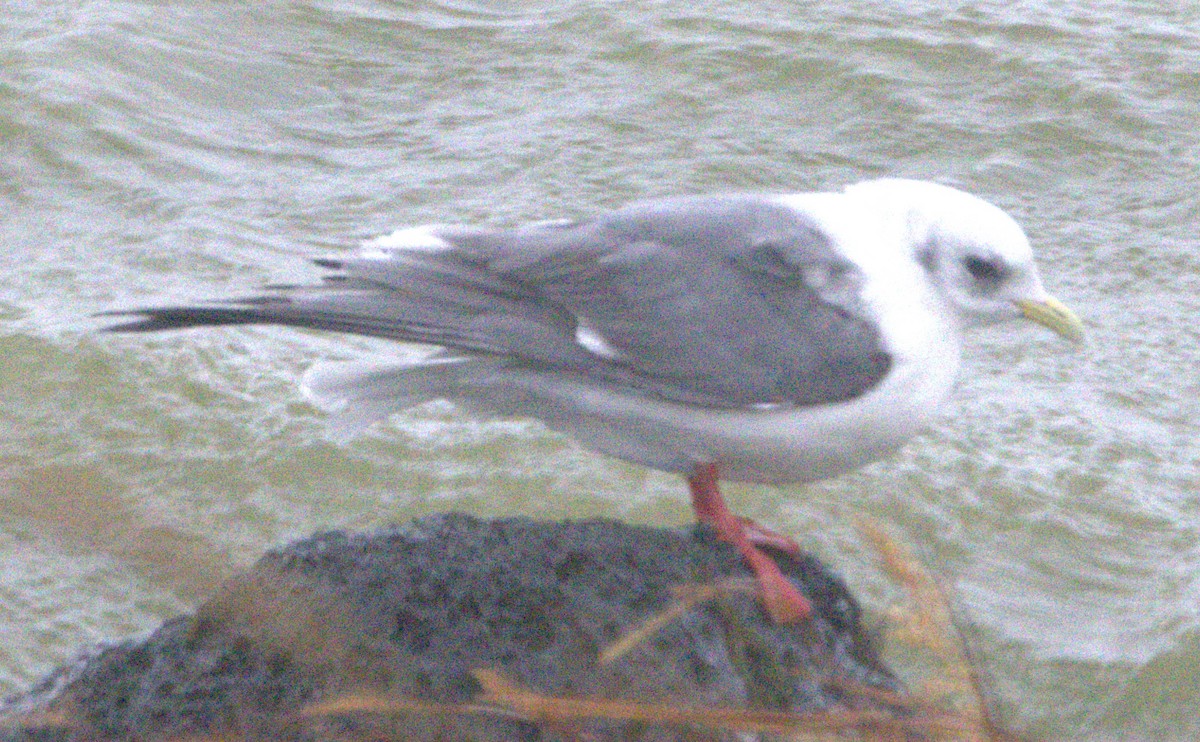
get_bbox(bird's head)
[848,178,1084,342]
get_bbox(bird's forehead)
[940,198,1026,237]
[844,178,1034,259]
[946,207,1035,267]
[912,187,1033,260]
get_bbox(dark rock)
[1,514,901,741]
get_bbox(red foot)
[737,516,804,556]
[687,463,812,624]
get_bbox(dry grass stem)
[472,668,964,737]
[856,516,1018,741]
[598,578,752,664]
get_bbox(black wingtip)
[96,314,158,333]
[96,306,263,333]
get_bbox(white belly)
[462,337,961,484]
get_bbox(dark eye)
[963,255,1007,286]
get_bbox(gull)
[105,178,1084,624]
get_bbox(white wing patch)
[360,225,452,258]
[301,358,467,439]
[575,320,623,360]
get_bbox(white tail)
[301,357,470,439]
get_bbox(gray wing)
[106,195,891,408]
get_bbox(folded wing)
[106,195,891,409]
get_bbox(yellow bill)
[1016,296,1085,343]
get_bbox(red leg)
[687,463,812,623]
[688,466,802,555]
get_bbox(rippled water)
[3,1,1200,737]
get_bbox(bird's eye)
[963,255,1006,286]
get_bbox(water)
[2,1,1199,737]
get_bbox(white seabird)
[106,178,1085,624]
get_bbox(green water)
[3,1,1200,737]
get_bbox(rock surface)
[2,514,902,741]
